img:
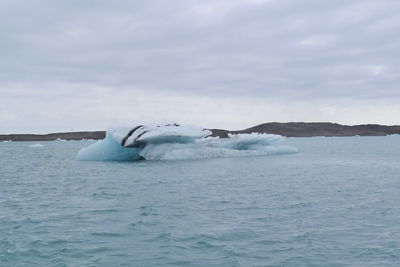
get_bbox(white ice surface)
[110,124,211,147]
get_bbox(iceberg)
[29,143,44,148]
[76,123,298,161]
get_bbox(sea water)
[1,137,400,266]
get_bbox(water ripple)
[2,138,400,266]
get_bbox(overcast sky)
[1,0,400,133]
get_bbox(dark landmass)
[1,123,400,142]
[0,131,105,142]
[221,122,400,137]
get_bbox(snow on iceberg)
[76,123,297,161]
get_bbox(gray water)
[1,137,400,266]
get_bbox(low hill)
[226,122,400,137]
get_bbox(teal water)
[1,137,400,266]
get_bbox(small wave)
[90,232,124,237]
[76,123,297,161]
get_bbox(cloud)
[1,0,400,132]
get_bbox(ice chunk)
[76,123,298,161]
[29,143,44,148]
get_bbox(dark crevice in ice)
[121,125,143,146]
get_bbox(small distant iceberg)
[77,122,298,161]
[388,134,400,137]
[29,143,44,148]
[55,138,67,141]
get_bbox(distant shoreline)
[1,122,400,142]
[0,131,105,142]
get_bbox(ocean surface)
[1,136,400,266]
